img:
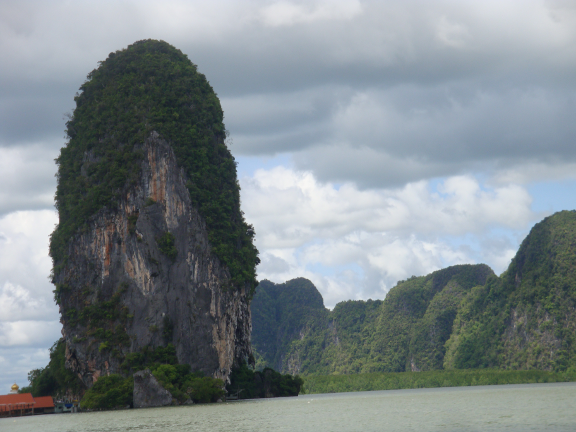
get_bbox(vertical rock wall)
[55,132,252,387]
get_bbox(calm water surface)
[4,382,576,432]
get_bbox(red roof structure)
[33,396,54,409]
[0,393,35,416]
[0,393,34,405]
[0,393,55,416]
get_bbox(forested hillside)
[444,210,576,371]
[252,211,576,376]
[252,265,492,375]
[251,278,329,372]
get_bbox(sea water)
[4,382,576,432]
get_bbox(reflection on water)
[4,382,576,432]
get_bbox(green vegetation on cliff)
[252,211,576,378]
[252,265,492,375]
[445,211,576,372]
[50,39,258,292]
[25,342,226,408]
[251,278,330,371]
[120,344,225,404]
[59,284,132,356]
[19,339,85,398]
[37,344,227,410]
[227,362,304,399]
[80,346,302,408]
[80,375,134,410]
[366,264,493,373]
[151,364,225,404]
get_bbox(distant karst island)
[249,210,576,392]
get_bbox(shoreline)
[302,368,576,394]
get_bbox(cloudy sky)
[1,0,576,390]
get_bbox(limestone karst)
[50,40,259,388]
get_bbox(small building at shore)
[0,384,55,417]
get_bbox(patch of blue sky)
[435,223,530,273]
[304,261,365,279]
[486,225,530,244]
[235,153,293,178]
[528,179,576,214]
[330,182,343,191]
[427,173,493,197]
[437,232,482,262]
[427,177,449,197]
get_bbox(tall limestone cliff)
[50,40,259,388]
[444,210,576,372]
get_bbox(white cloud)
[0,321,61,347]
[243,166,536,307]
[0,211,61,389]
[0,145,58,216]
[0,210,58,300]
[435,16,470,48]
[0,347,51,392]
[243,166,533,245]
[0,282,43,322]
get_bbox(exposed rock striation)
[56,133,252,387]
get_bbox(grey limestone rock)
[133,369,173,408]
[56,132,253,388]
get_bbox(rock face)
[56,133,252,387]
[133,369,173,408]
[444,211,576,371]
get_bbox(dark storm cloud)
[191,2,565,96]
[290,84,576,187]
[0,145,58,216]
[0,95,70,146]
[184,1,576,186]
[2,0,576,188]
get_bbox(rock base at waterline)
[133,369,173,408]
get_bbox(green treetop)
[50,39,259,292]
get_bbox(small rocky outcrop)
[133,369,173,408]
